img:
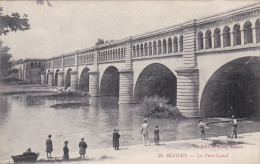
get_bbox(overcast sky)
[1,0,257,60]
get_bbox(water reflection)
[0,94,260,162]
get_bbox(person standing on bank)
[79,138,88,159]
[198,120,208,140]
[231,115,238,138]
[46,134,53,158]
[154,126,160,145]
[63,141,69,160]
[113,129,120,150]
[141,119,150,146]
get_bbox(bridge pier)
[70,71,78,90]
[47,71,54,86]
[89,71,99,96]
[40,72,46,84]
[118,69,134,104]
[57,71,64,87]
[175,68,200,117]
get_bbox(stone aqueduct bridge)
[26,4,260,117]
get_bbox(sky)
[1,0,257,60]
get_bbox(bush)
[136,95,182,119]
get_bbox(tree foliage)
[0,40,13,77]
[36,0,53,7]
[95,38,104,46]
[0,7,30,35]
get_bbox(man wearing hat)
[63,141,69,160]
[113,129,120,150]
[46,134,53,158]
[231,115,237,138]
[79,137,88,159]
[141,119,150,146]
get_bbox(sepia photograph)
[0,0,260,164]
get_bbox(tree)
[0,7,30,35]
[0,40,13,77]
[36,0,53,7]
[95,38,104,46]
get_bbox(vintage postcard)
[0,0,260,164]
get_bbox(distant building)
[18,59,45,84]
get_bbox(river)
[0,94,260,161]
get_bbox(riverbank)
[0,84,56,96]
[3,132,260,164]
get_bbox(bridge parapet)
[196,3,260,52]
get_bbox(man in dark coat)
[79,138,88,159]
[63,141,69,160]
[113,129,120,150]
[46,134,53,158]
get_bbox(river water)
[0,94,260,161]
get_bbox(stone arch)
[144,43,148,56]
[136,44,140,57]
[200,56,260,117]
[179,35,183,52]
[214,28,221,48]
[46,70,51,85]
[140,44,144,57]
[243,21,253,44]
[100,66,119,96]
[162,39,167,54]
[173,36,178,53]
[65,68,72,87]
[256,19,260,43]
[148,42,152,56]
[158,40,162,54]
[153,41,157,55]
[223,26,231,47]
[197,31,203,50]
[54,69,60,86]
[79,67,90,92]
[168,38,172,53]
[134,63,177,105]
[233,24,241,46]
[205,30,212,49]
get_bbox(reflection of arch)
[65,68,72,87]
[134,63,177,105]
[100,66,119,96]
[200,56,260,117]
[54,69,60,86]
[79,67,90,92]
